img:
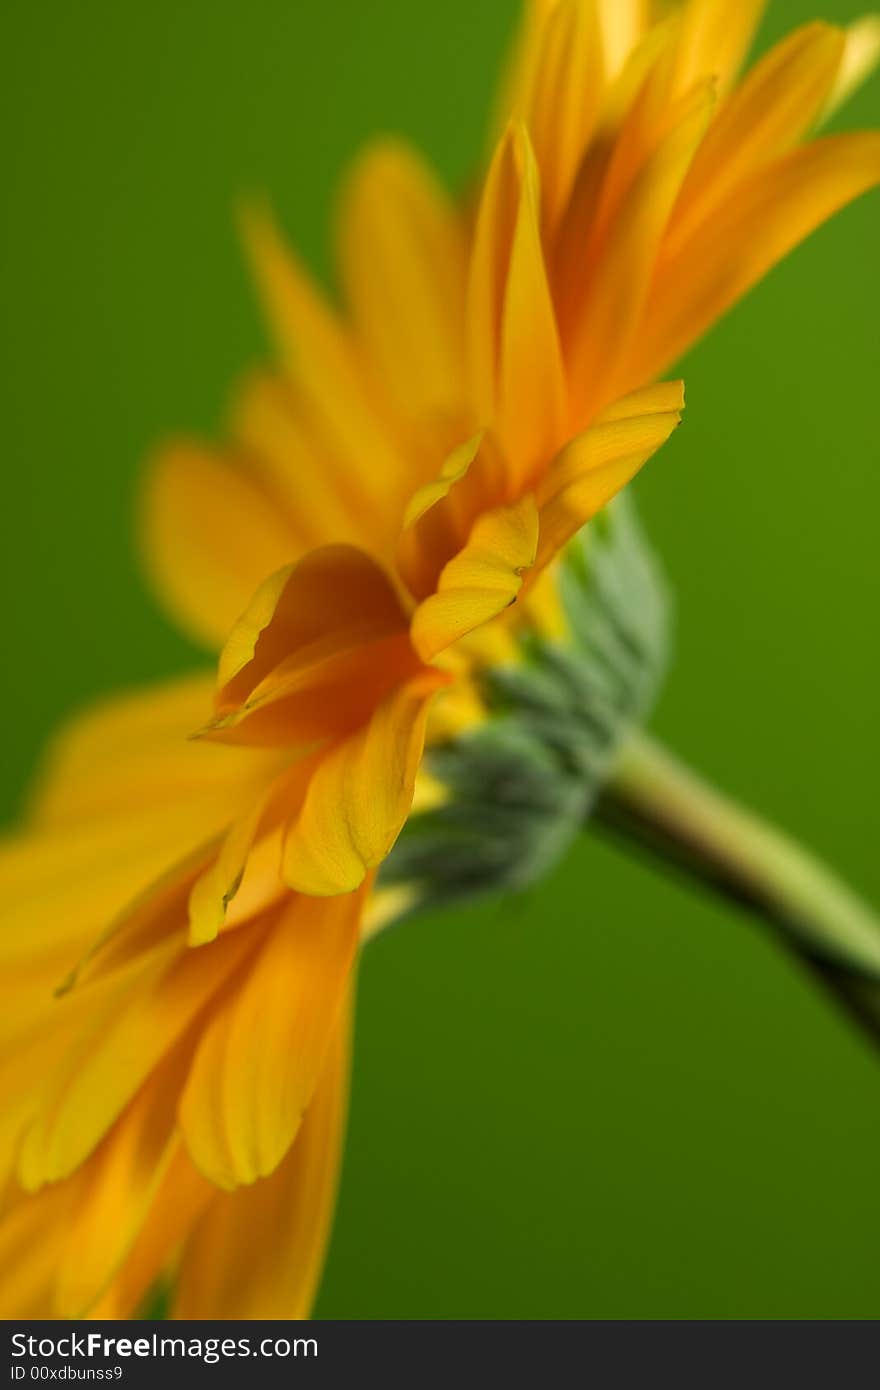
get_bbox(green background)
[2,0,879,1319]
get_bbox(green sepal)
[380,496,670,914]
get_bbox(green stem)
[597,730,880,1046]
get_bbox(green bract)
[382,497,670,912]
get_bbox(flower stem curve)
[597,731,880,1048]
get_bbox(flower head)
[2,0,879,1318]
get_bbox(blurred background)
[1,0,879,1318]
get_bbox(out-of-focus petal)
[821,15,880,123]
[632,131,880,381]
[180,893,360,1189]
[598,0,649,77]
[674,0,768,100]
[174,1003,351,1319]
[240,203,408,506]
[337,139,467,421]
[0,1182,74,1317]
[230,372,382,554]
[18,926,261,1189]
[91,1147,212,1319]
[524,0,605,230]
[141,443,297,651]
[54,1049,186,1317]
[669,23,847,251]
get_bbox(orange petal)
[467,124,566,485]
[634,131,880,381]
[496,127,567,485]
[215,545,408,703]
[668,23,847,254]
[281,677,440,895]
[564,77,714,418]
[397,433,515,601]
[205,546,419,748]
[524,0,605,231]
[411,494,539,662]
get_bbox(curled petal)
[411,494,539,662]
[281,677,442,895]
[535,384,683,570]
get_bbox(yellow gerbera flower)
[2,0,878,1319]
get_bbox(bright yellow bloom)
[2,0,878,1318]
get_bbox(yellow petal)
[27,674,277,829]
[240,201,407,507]
[230,371,377,554]
[597,380,687,421]
[0,813,208,976]
[174,1001,351,1318]
[281,677,440,895]
[598,0,648,77]
[187,788,276,947]
[2,675,281,981]
[674,0,768,100]
[821,15,880,124]
[18,927,260,1189]
[337,139,467,420]
[634,131,880,381]
[535,386,683,569]
[669,23,847,254]
[497,127,567,485]
[180,894,360,1189]
[490,0,557,140]
[411,494,539,662]
[140,442,297,650]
